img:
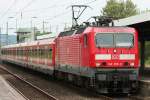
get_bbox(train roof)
[84,26,135,32]
[2,38,55,49]
[58,26,136,37]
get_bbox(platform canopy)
[114,12,150,41]
[114,12,150,71]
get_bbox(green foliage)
[145,42,150,65]
[102,0,138,19]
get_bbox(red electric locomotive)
[1,16,139,93]
[55,17,139,93]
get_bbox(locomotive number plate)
[111,54,119,60]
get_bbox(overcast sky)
[0,0,150,34]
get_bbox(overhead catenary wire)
[0,0,17,21]
[19,0,97,29]
[20,0,37,11]
[1,0,98,33]
[13,0,37,18]
[37,0,96,22]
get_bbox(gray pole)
[16,19,17,32]
[43,21,45,34]
[33,26,36,41]
[50,24,51,33]
[56,25,59,33]
[31,19,32,29]
[0,27,2,48]
[0,27,1,63]
[6,22,8,45]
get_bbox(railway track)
[0,63,147,100]
[0,64,113,100]
[0,65,58,100]
[128,95,150,100]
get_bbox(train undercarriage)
[54,68,139,94]
[95,69,139,93]
[2,59,139,94]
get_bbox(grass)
[145,41,150,67]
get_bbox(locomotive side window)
[48,49,52,59]
[84,34,88,47]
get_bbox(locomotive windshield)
[95,33,134,47]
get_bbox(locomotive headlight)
[120,54,135,60]
[96,63,100,67]
[130,62,134,66]
[97,74,106,81]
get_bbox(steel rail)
[128,95,146,100]
[98,95,113,100]
[0,65,58,100]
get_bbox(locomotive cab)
[88,27,139,93]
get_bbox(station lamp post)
[31,17,37,41]
[6,17,17,45]
[31,17,37,29]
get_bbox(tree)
[102,0,138,19]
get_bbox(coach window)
[84,34,88,47]
[21,49,23,56]
[46,48,48,58]
[41,49,44,58]
[2,50,5,55]
[31,48,34,57]
[29,49,30,57]
[39,49,41,58]
[44,49,46,58]
[34,49,36,57]
[40,49,42,58]
[41,49,43,58]
[2,50,4,55]
[48,49,52,59]
[36,49,38,57]
[18,49,20,56]
[32,49,34,57]
[38,49,40,58]
[36,49,38,58]
[31,49,33,57]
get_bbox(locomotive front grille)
[95,69,139,93]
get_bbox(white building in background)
[36,33,57,40]
[16,27,57,43]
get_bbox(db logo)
[112,54,119,60]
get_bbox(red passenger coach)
[1,39,55,75]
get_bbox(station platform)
[139,76,150,97]
[0,76,26,100]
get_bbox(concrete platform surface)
[0,76,26,100]
[140,76,150,83]
[139,76,150,96]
